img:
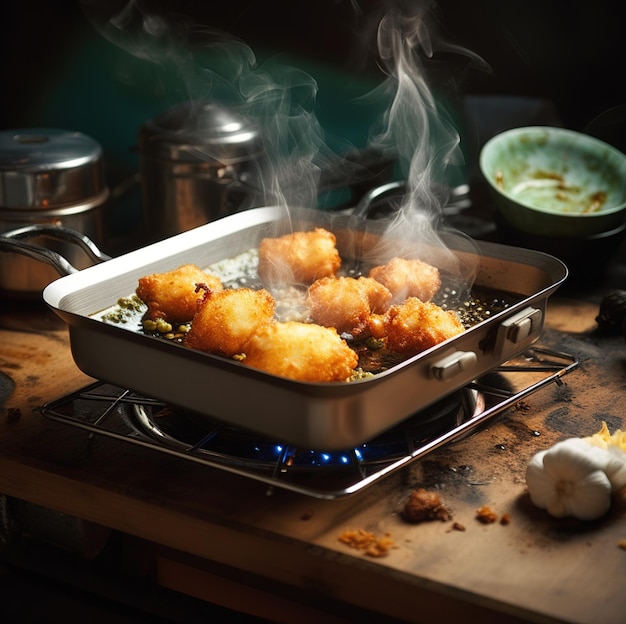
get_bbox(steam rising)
[359,1,484,288]
[375,6,459,215]
[238,62,327,210]
[80,0,328,210]
[81,0,485,289]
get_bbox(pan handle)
[0,224,111,277]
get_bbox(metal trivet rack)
[41,346,578,499]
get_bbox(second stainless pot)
[138,101,266,242]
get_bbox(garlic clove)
[526,450,556,509]
[542,439,608,480]
[602,449,626,491]
[561,470,612,520]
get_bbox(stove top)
[40,346,577,499]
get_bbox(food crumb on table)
[401,488,451,523]
[338,528,396,557]
[476,505,499,524]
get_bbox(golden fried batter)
[306,276,392,337]
[368,297,464,356]
[136,264,223,323]
[257,228,341,286]
[243,321,358,382]
[368,257,441,303]
[184,288,276,357]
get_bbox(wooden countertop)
[2,285,626,623]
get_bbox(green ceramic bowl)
[479,126,626,238]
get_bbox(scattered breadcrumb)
[451,522,466,532]
[401,488,451,523]
[500,513,511,525]
[618,539,626,550]
[476,505,499,524]
[338,528,396,557]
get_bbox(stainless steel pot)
[0,128,109,297]
[138,101,266,242]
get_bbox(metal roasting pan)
[3,206,568,449]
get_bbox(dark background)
[1,0,624,178]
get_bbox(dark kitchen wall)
[2,0,624,170]
[437,0,625,130]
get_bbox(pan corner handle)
[430,350,478,381]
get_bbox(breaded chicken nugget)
[184,287,276,357]
[257,228,341,285]
[136,264,223,323]
[368,257,441,303]
[243,321,358,382]
[368,297,464,356]
[306,276,392,337]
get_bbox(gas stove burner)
[40,346,578,499]
[124,388,482,471]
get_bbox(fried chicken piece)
[243,321,358,382]
[257,228,341,286]
[368,297,464,356]
[184,288,276,357]
[368,257,441,303]
[306,276,392,337]
[136,264,223,323]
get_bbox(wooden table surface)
[1,279,626,623]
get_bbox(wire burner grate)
[41,346,578,499]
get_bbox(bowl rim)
[479,125,626,218]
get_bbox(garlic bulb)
[526,439,612,520]
[525,422,626,521]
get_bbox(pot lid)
[0,128,106,210]
[140,101,265,163]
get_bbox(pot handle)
[353,180,407,219]
[353,180,472,220]
[0,224,111,277]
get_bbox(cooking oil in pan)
[92,248,517,377]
